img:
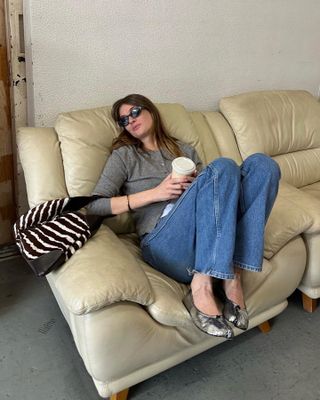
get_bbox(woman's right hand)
[152,174,194,202]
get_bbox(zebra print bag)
[14,196,104,277]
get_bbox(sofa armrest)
[17,127,68,207]
[264,182,313,259]
[48,225,154,315]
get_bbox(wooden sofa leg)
[258,320,271,333]
[302,293,317,313]
[110,388,129,400]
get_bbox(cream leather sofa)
[219,90,320,312]
[17,102,308,399]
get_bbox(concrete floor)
[1,256,320,400]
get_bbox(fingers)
[172,176,195,183]
[171,182,186,190]
[168,182,190,196]
[171,179,193,190]
[165,174,195,184]
[170,184,184,193]
[171,177,188,183]
[169,190,183,199]
[159,174,195,201]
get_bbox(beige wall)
[24,0,320,127]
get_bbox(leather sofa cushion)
[145,260,273,327]
[188,111,221,165]
[220,90,320,188]
[199,111,243,165]
[55,106,117,197]
[143,262,272,328]
[301,181,320,201]
[264,183,313,259]
[117,233,190,327]
[279,182,320,234]
[17,127,68,208]
[119,233,272,327]
[273,148,320,188]
[48,225,154,315]
[156,104,207,163]
[220,90,320,158]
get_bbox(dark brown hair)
[111,94,183,157]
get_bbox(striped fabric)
[14,197,97,275]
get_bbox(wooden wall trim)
[0,0,16,245]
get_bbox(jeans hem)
[233,260,262,273]
[187,267,235,280]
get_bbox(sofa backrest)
[192,111,243,165]
[220,90,320,188]
[54,103,216,198]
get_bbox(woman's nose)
[128,115,136,124]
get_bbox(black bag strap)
[63,195,103,213]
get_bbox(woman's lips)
[132,124,141,132]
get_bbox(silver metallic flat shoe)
[223,298,249,331]
[183,290,234,339]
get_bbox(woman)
[87,94,281,339]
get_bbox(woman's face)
[119,103,154,141]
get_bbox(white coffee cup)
[171,157,196,178]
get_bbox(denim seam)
[233,260,262,272]
[142,179,198,245]
[238,182,246,214]
[212,167,222,238]
[187,267,235,280]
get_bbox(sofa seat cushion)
[119,234,273,328]
[48,225,154,315]
[117,233,189,327]
[301,181,320,201]
[263,182,313,259]
[276,182,320,234]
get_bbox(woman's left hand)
[152,174,195,202]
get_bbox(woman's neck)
[142,137,158,152]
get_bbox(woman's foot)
[222,268,249,330]
[223,268,245,309]
[183,291,233,338]
[190,273,221,315]
[184,273,234,339]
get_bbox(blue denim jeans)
[140,154,281,284]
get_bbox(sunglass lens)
[118,106,142,127]
[119,116,129,127]
[131,107,142,118]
